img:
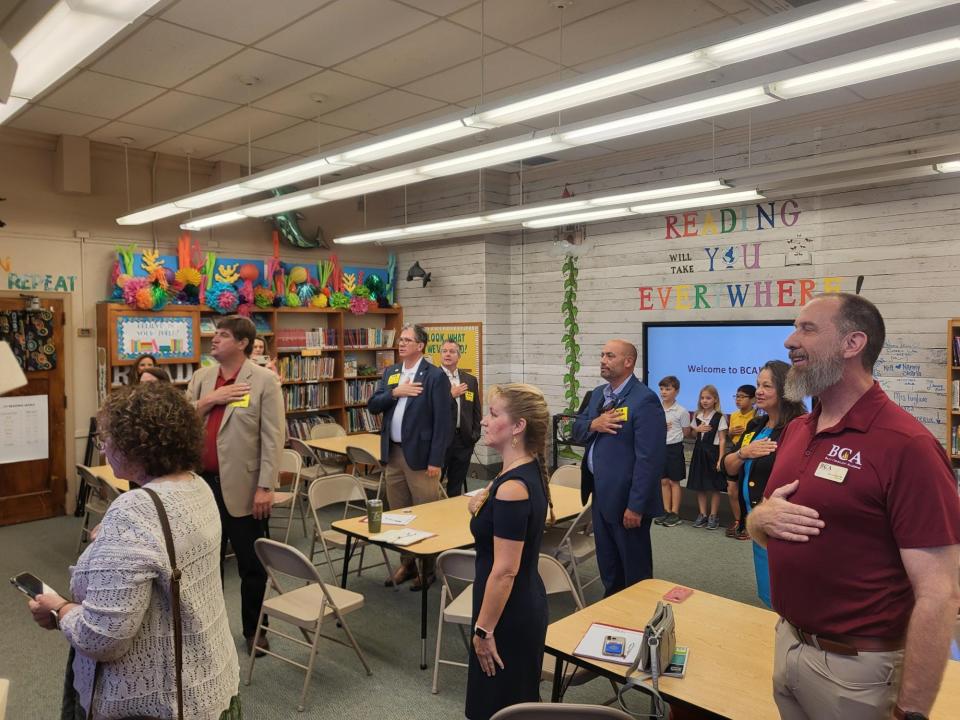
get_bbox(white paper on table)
[360,513,416,525]
[573,622,645,667]
[464,488,485,497]
[367,528,436,546]
[0,342,27,395]
[0,394,48,464]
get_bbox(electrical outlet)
[77,328,92,337]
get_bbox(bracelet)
[736,448,744,459]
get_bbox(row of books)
[286,415,334,440]
[278,355,335,382]
[282,383,330,411]
[346,408,383,433]
[345,379,378,405]
[376,350,395,372]
[275,328,338,350]
[343,327,395,348]
[953,336,960,366]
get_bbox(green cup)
[367,499,383,534]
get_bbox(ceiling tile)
[86,122,176,149]
[397,0,474,15]
[161,0,322,45]
[147,134,237,158]
[254,70,386,120]
[208,145,292,167]
[191,106,302,144]
[92,19,242,87]
[337,20,502,87]
[317,89,445,132]
[255,0,434,67]
[8,105,108,136]
[39,71,165,118]
[255,120,356,154]
[119,91,239,133]
[405,47,558,104]
[449,0,626,45]
[178,49,321,104]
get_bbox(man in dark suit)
[439,338,481,497]
[573,339,666,597]
[368,323,451,590]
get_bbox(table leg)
[340,536,352,589]
[419,556,429,670]
[551,655,563,702]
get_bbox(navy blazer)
[368,358,452,471]
[572,375,666,521]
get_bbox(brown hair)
[489,382,555,526]
[216,315,256,357]
[698,384,722,413]
[830,292,885,371]
[98,383,203,478]
[760,360,807,429]
[131,353,156,384]
[658,375,679,391]
[139,366,171,383]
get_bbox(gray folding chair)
[491,703,633,719]
[271,449,307,543]
[549,464,581,489]
[432,549,477,694]
[308,423,349,474]
[539,501,599,604]
[345,445,385,499]
[76,465,121,553]
[247,538,371,712]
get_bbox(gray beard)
[785,352,844,401]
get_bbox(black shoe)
[410,573,436,591]
[245,634,269,658]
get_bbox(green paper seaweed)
[117,245,137,276]
[318,259,334,289]
[386,253,397,304]
[329,291,349,309]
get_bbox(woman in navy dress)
[466,383,555,720]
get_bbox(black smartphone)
[10,572,46,599]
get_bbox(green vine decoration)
[559,254,582,459]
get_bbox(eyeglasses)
[734,394,753,399]
[398,337,417,345]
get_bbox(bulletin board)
[423,322,483,396]
[113,311,199,363]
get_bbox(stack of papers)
[368,529,436,546]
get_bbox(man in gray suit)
[186,315,284,656]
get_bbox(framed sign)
[423,322,483,397]
[115,313,197,362]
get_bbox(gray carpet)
[0,509,761,719]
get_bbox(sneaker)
[724,523,738,538]
[735,526,751,540]
[653,514,668,526]
[662,513,682,527]
[693,513,708,528]
[707,515,720,530]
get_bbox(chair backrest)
[436,549,476,584]
[346,445,380,469]
[310,422,346,440]
[77,465,121,503]
[537,554,584,610]
[491,703,633,719]
[255,538,343,613]
[289,437,319,464]
[308,474,367,512]
[559,501,593,543]
[549,464,581,489]
[278,449,302,489]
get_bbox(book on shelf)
[953,380,960,411]
[286,415,332,440]
[954,336,960,366]
[343,327,397,348]
[282,382,329,411]
[344,358,358,378]
[345,378,378,405]
[199,317,217,334]
[346,407,383,433]
[278,354,335,382]
[275,327,337,350]
[376,350,395,372]
[252,314,272,333]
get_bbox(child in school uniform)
[654,376,692,528]
[725,384,756,539]
[687,384,727,530]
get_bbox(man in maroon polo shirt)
[748,293,960,720]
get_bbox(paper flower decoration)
[135,286,155,310]
[150,267,169,292]
[311,294,329,308]
[298,283,315,305]
[348,295,370,315]
[116,273,132,288]
[207,281,239,314]
[122,276,149,305]
[176,267,201,287]
[289,266,309,285]
[353,285,372,300]
[329,291,349,309]
[151,284,170,310]
[254,287,275,308]
[239,263,259,301]
[285,291,301,307]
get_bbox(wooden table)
[332,484,585,669]
[544,578,960,719]
[87,465,130,494]
[304,432,380,458]
[0,678,8,720]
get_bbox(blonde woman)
[465,383,555,720]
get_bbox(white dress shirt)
[390,356,423,443]
[444,366,461,429]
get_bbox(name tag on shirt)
[229,394,250,408]
[387,373,401,385]
[741,431,756,446]
[815,461,848,483]
[465,390,475,402]
[612,406,629,422]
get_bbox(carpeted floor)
[0,507,761,719]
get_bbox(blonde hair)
[488,382,555,526]
[698,384,722,413]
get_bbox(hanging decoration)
[559,253,583,459]
[268,186,326,249]
[386,253,397,305]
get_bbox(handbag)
[87,487,183,720]
[617,601,676,719]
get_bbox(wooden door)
[0,298,66,525]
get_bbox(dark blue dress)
[465,460,548,720]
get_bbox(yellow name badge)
[814,461,848,483]
[465,390,475,402]
[387,373,401,385]
[229,394,250,408]
[741,431,757,447]
[612,406,629,422]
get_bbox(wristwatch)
[51,601,69,630]
[893,706,927,720]
[474,625,493,640]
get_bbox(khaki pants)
[384,444,441,568]
[773,618,903,720]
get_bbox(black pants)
[204,472,269,638]
[443,440,474,497]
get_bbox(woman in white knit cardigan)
[27,382,241,719]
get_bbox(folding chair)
[549,464,581,489]
[345,445,384,499]
[271,450,307,544]
[247,539,371,712]
[308,423,349,475]
[431,549,477,694]
[307,475,394,586]
[491,703,633,719]
[76,465,121,553]
[539,501,599,604]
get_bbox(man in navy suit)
[573,339,666,597]
[368,323,451,589]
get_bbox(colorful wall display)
[116,315,195,360]
[423,322,483,392]
[638,277,842,311]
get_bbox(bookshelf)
[948,320,960,472]
[96,303,402,439]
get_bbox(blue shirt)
[587,376,631,473]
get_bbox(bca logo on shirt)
[826,444,863,469]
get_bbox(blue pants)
[592,506,654,597]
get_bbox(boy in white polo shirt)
[655,375,691,527]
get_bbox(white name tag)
[814,462,848,483]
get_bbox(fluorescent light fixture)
[523,208,637,229]
[313,169,424,201]
[934,160,960,173]
[414,217,491,234]
[587,179,729,206]
[241,192,325,217]
[327,121,480,165]
[418,136,568,177]
[180,210,247,231]
[116,202,183,226]
[173,185,251,209]
[560,87,776,145]
[631,190,765,214]
[768,36,960,99]
[240,159,342,190]
[336,227,409,244]
[485,201,592,223]
[0,95,28,124]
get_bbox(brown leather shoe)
[410,573,436,592]
[384,564,417,587]
[245,634,269,658]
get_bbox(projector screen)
[642,322,793,413]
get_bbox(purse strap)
[88,486,184,720]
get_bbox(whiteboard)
[0,395,49,464]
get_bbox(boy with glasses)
[725,384,756,539]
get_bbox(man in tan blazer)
[186,315,284,656]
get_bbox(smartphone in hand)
[10,572,50,599]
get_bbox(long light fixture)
[115,0,960,225]
[182,26,960,232]
[0,0,157,124]
[934,160,960,173]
